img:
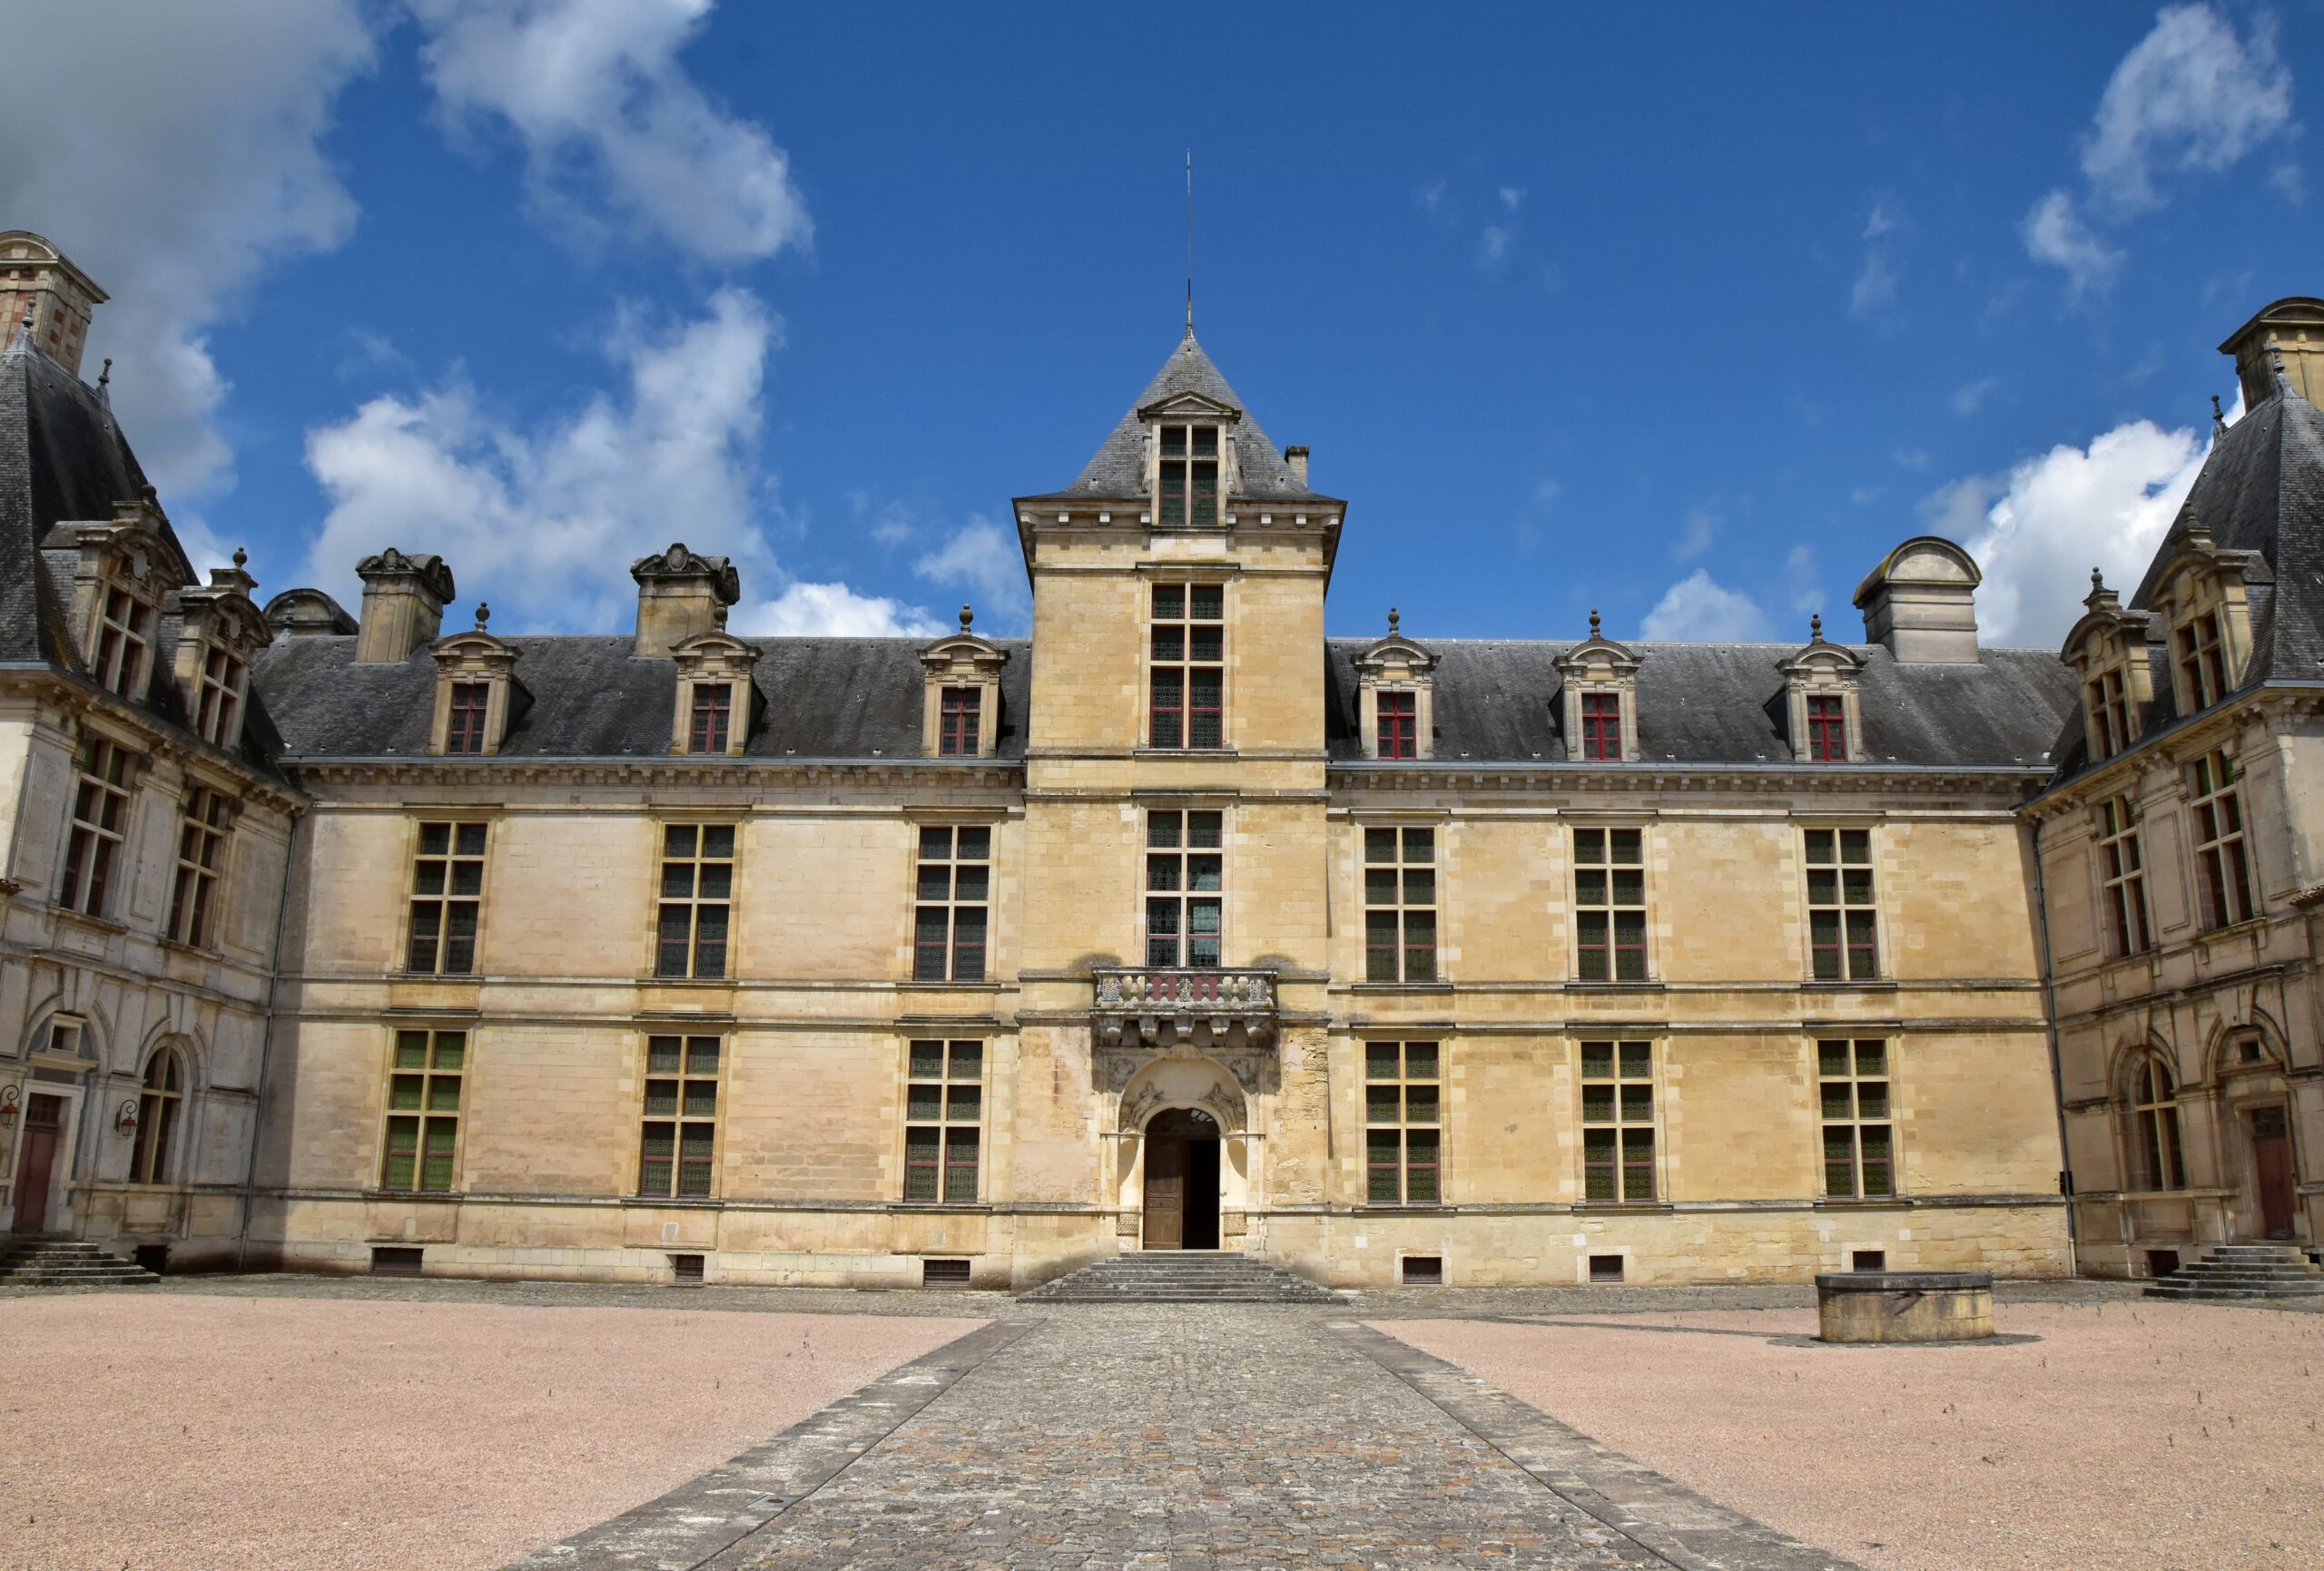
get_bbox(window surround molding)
[428,607,527,757]
[669,630,761,756]
[50,491,192,706]
[1774,615,1866,763]
[1552,612,1641,763]
[2147,518,2260,718]
[172,551,273,752]
[2059,568,2157,762]
[1140,389,1243,522]
[918,606,1008,759]
[1353,607,1438,760]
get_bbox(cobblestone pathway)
[699,1306,1838,1571]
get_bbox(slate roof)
[1025,331,1328,505]
[1324,640,2076,768]
[256,634,1035,761]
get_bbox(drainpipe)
[2028,808,2080,1276]
[237,808,303,1272]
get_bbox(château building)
[0,227,2314,1289]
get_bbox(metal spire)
[1185,150,1195,339]
[2212,393,2226,435]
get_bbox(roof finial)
[1588,608,1602,639]
[95,357,113,409]
[233,546,248,570]
[960,604,974,633]
[1810,613,1824,643]
[1387,605,1400,636]
[475,601,490,633]
[1184,148,1195,339]
[2211,392,2226,434]
[2091,566,2105,594]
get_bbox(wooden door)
[1144,1136,1186,1250]
[12,1095,63,1234]
[2252,1107,2296,1241]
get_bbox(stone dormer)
[670,624,760,755]
[1853,535,1981,664]
[428,604,526,756]
[631,543,740,658]
[356,549,455,664]
[1352,607,1438,760]
[1775,615,1866,763]
[1553,611,1641,762]
[261,587,359,638]
[2145,515,2262,717]
[1143,389,1241,528]
[920,605,1008,757]
[172,549,273,751]
[0,230,104,376]
[2060,569,2157,762]
[48,489,194,704]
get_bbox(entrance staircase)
[0,1238,160,1286]
[2143,1243,2324,1301]
[1020,1250,1343,1304]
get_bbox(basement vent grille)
[370,1245,424,1276]
[1401,1255,1444,1285]
[670,1252,705,1285]
[1588,1253,1625,1283]
[922,1257,970,1287]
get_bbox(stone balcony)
[1091,967,1277,1049]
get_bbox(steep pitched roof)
[1027,332,1325,504]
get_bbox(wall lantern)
[115,1098,139,1134]
[0,1085,18,1125]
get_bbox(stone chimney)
[1852,535,1981,663]
[355,549,456,663]
[1284,445,1310,488]
[2220,297,2324,410]
[630,543,741,657]
[0,231,105,378]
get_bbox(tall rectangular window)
[1573,827,1646,982]
[59,739,132,918]
[2176,612,2227,710]
[913,825,990,982]
[1581,692,1622,761]
[168,787,230,948]
[1807,694,1847,761]
[1377,692,1417,760]
[444,682,490,755]
[903,1038,981,1202]
[1581,1039,1656,1202]
[1149,584,1224,750]
[1818,1038,1894,1198]
[2097,797,2152,957]
[93,584,153,696]
[1364,1041,1441,1205]
[1145,810,1222,967]
[687,684,731,754]
[1157,423,1219,528]
[407,821,487,975]
[2086,668,2130,759]
[2188,749,2254,928]
[194,644,246,746]
[1364,826,1437,983]
[655,824,734,979]
[938,687,980,756]
[1804,828,1878,981]
[638,1034,720,1198]
[381,1028,465,1193]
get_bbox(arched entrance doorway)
[1143,1107,1221,1250]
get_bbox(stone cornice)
[1329,760,2049,798]
[278,754,1025,791]
[0,663,306,813]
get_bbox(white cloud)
[1414,179,1447,214]
[1499,186,1525,211]
[1862,200,1903,241]
[410,0,811,262]
[1476,223,1512,270]
[1848,199,1905,321]
[1673,506,1719,561]
[1950,377,2001,416]
[1640,570,1771,642]
[2022,188,2124,298]
[739,582,943,638]
[0,1,376,507]
[1784,543,1823,617]
[2081,4,2293,214]
[1921,411,2221,647]
[914,515,1029,625]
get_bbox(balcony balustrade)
[1091,966,1276,1049]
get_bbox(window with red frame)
[1149,584,1224,749]
[445,682,490,755]
[688,683,730,754]
[939,686,980,756]
[1807,695,1847,761]
[1377,692,1417,759]
[1581,692,1622,761]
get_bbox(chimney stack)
[354,549,456,663]
[1852,536,1981,664]
[1284,445,1310,488]
[2219,297,2324,411]
[0,231,105,378]
[630,543,741,657]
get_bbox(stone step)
[1021,1253,1342,1303]
[0,1242,160,1285]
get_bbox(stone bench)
[1814,1270,1994,1343]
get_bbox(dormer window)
[1354,609,1438,761]
[1157,425,1219,527]
[1807,696,1846,761]
[445,682,491,755]
[939,687,980,756]
[194,645,246,746]
[94,583,155,696]
[2086,668,2131,759]
[428,607,526,758]
[688,683,732,754]
[1581,693,1622,761]
[2145,519,2257,719]
[55,493,195,706]
[1554,613,1641,764]
[172,548,271,751]
[2062,572,2153,763]
[2176,611,2227,710]
[666,630,758,758]
[1378,692,1416,759]
[1777,616,1866,765]
[918,607,1007,760]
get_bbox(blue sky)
[5,3,2317,648]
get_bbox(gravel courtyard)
[0,1292,980,1571]
[1390,1302,2324,1571]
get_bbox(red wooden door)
[12,1095,63,1234]
[1144,1137,1186,1250]
[2252,1107,2296,1241]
